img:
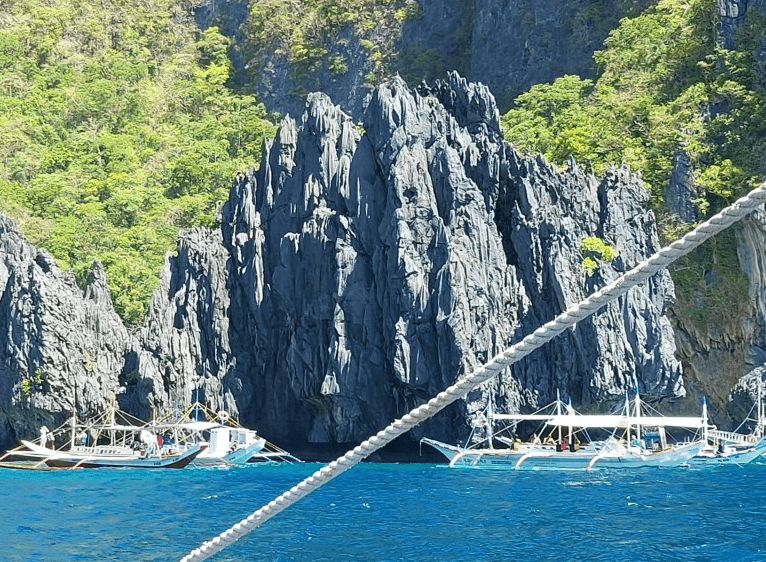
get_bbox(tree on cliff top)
[0,0,277,325]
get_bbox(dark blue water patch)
[2,462,766,561]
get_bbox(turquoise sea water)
[3,460,766,562]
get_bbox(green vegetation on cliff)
[500,0,766,334]
[243,0,421,93]
[502,0,718,200]
[0,0,277,325]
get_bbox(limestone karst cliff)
[0,74,717,458]
[195,0,654,120]
[0,214,133,447]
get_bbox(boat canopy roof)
[90,423,150,432]
[490,414,561,421]
[545,414,706,429]
[157,421,221,431]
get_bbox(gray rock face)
[0,74,686,455]
[201,0,653,120]
[249,29,376,121]
[728,364,766,434]
[665,148,699,224]
[671,207,766,431]
[716,0,750,49]
[402,0,653,109]
[726,210,766,418]
[0,215,133,446]
[126,73,683,452]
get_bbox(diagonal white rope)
[179,183,766,562]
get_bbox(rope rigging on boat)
[475,392,594,450]
[178,183,766,562]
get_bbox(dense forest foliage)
[500,0,766,331]
[501,0,766,212]
[0,0,276,325]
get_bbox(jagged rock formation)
[123,73,683,453]
[0,74,692,457]
[665,148,699,224]
[0,215,133,446]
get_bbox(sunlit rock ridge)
[1,74,687,456]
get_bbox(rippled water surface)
[3,461,766,561]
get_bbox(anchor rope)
[179,183,766,562]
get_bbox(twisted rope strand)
[179,183,766,562]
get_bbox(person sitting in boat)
[570,436,581,452]
[161,432,175,448]
[529,433,541,445]
[512,437,522,450]
[543,435,555,446]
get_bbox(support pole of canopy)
[557,390,562,447]
[70,409,76,451]
[178,184,766,562]
[635,388,642,448]
[623,389,630,442]
[487,392,494,450]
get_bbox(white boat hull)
[688,435,766,466]
[192,438,267,466]
[422,438,702,471]
[422,438,599,470]
[587,440,703,469]
[19,440,204,469]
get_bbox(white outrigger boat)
[688,381,766,466]
[421,390,706,471]
[0,399,204,469]
[153,402,300,467]
[422,394,601,470]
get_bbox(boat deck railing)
[710,429,756,445]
